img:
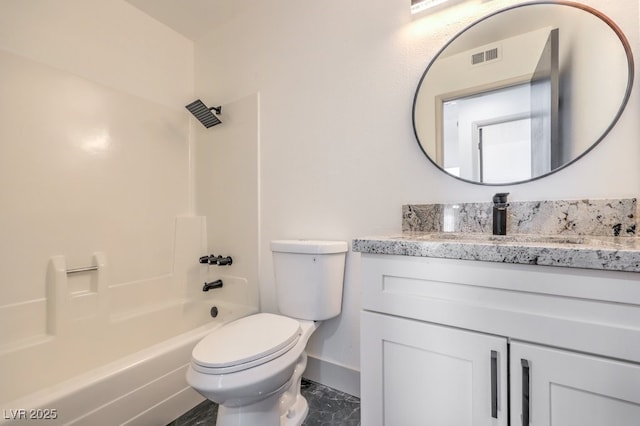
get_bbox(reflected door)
[478,118,532,183]
[437,27,559,184]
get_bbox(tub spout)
[203,280,223,291]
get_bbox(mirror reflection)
[413,2,633,185]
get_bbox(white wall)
[193,0,640,395]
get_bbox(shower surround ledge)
[353,198,640,272]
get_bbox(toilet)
[186,240,348,426]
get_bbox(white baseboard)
[303,355,360,398]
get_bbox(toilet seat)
[192,313,301,374]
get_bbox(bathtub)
[0,217,258,424]
[1,299,256,425]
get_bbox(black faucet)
[203,279,223,291]
[199,255,233,266]
[492,193,509,235]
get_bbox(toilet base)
[216,390,282,426]
[281,394,309,426]
[214,384,309,426]
[215,393,308,426]
[215,351,311,426]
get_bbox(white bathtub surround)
[0,215,259,414]
[0,4,258,416]
[0,308,256,426]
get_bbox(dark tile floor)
[167,378,360,425]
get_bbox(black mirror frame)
[412,1,635,186]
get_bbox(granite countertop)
[354,198,640,272]
[352,232,640,272]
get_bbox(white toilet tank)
[271,240,348,321]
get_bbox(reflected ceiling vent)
[471,47,501,65]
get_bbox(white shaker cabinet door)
[510,341,640,426]
[361,311,508,426]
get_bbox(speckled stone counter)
[352,233,640,272]
[354,198,640,272]
[403,198,638,236]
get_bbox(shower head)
[185,99,222,128]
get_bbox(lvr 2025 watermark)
[3,409,58,420]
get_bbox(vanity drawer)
[361,254,640,363]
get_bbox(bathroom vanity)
[386,0,639,421]
[354,200,640,426]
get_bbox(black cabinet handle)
[491,350,498,419]
[521,359,530,426]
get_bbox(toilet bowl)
[186,240,347,426]
[187,314,318,425]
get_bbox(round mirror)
[413,1,634,185]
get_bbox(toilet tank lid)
[271,240,348,254]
